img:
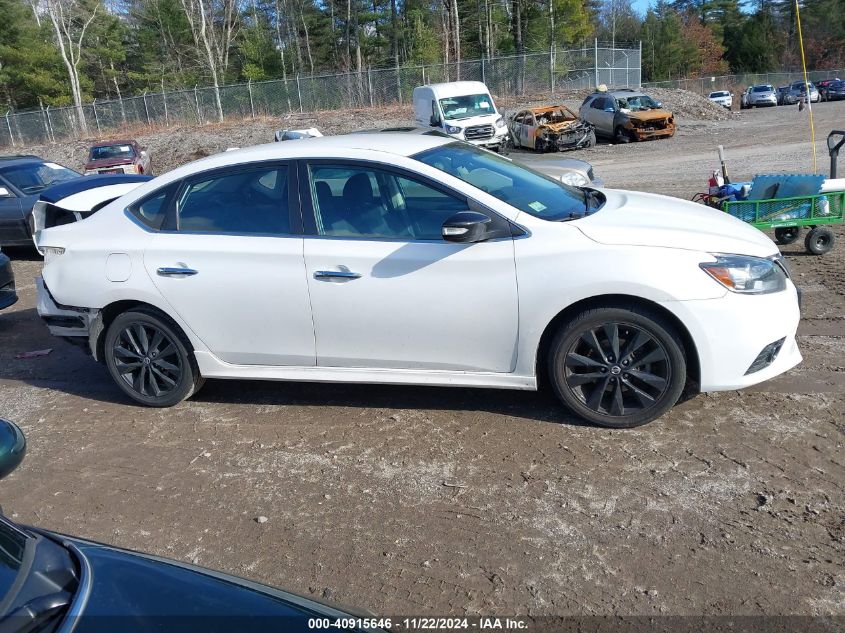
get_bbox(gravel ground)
[0,98,843,623]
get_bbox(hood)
[443,113,500,128]
[626,109,673,121]
[85,157,135,169]
[574,189,778,258]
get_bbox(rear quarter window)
[127,184,176,230]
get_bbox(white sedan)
[32,133,802,428]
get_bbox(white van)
[413,81,509,150]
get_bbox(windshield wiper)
[0,592,71,633]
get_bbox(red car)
[84,139,152,175]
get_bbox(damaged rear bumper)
[36,277,99,352]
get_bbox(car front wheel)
[104,308,204,407]
[548,306,687,428]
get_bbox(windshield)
[438,94,496,120]
[413,142,592,221]
[615,95,660,111]
[709,91,729,98]
[752,85,773,93]
[91,144,135,161]
[0,162,80,195]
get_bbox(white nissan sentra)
[32,132,801,427]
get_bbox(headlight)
[495,116,506,128]
[445,125,461,135]
[42,246,65,265]
[700,254,787,294]
[559,171,589,187]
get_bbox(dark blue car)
[0,156,82,247]
[0,419,385,632]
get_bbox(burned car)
[84,140,151,176]
[579,89,675,143]
[507,105,595,152]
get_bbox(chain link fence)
[643,69,845,96]
[0,42,640,148]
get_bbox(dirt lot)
[1,99,844,622]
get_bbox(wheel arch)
[534,294,700,390]
[91,299,194,363]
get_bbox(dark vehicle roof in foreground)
[0,156,49,170]
[38,174,152,203]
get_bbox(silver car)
[741,85,777,108]
[784,81,820,104]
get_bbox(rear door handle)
[157,267,198,277]
[314,270,361,280]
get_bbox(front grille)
[464,124,494,141]
[745,337,786,375]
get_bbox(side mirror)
[0,419,26,481]
[0,187,11,197]
[442,211,492,243]
[429,115,440,127]
[655,101,663,107]
[603,107,615,113]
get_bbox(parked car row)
[709,78,842,110]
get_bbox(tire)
[804,226,835,255]
[548,306,687,428]
[104,308,204,407]
[774,226,802,245]
[614,126,631,144]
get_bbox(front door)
[302,161,519,372]
[141,163,315,366]
[0,179,25,245]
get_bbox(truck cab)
[413,81,509,150]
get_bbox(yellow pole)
[795,0,817,172]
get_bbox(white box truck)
[413,81,509,150]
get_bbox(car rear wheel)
[548,306,687,428]
[104,309,204,407]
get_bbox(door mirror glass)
[442,211,493,243]
[604,106,615,112]
[0,187,11,197]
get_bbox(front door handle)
[157,267,198,277]
[314,270,361,280]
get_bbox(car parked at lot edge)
[783,80,819,105]
[579,89,675,143]
[0,418,385,633]
[707,90,733,109]
[0,248,17,310]
[85,139,152,175]
[740,84,777,108]
[819,78,844,101]
[32,134,801,428]
[776,85,790,105]
[0,155,81,247]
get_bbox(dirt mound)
[647,87,733,121]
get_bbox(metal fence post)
[92,99,101,134]
[5,112,14,147]
[45,106,54,142]
[421,66,426,85]
[248,80,255,119]
[296,75,303,113]
[368,68,375,107]
[40,103,50,142]
[638,41,642,87]
[481,58,486,85]
[594,39,599,88]
[162,79,169,126]
[142,91,151,126]
[194,85,201,123]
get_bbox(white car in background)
[32,134,801,428]
[708,90,733,109]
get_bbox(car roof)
[605,89,647,97]
[419,81,491,98]
[91,139,137,148]
[0,155,47,169]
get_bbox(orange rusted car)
[507,105,596,152]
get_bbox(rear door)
[301,160,519,372]
[589,97,614,135]
[141,162,315,366]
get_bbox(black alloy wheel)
[549,307,687,428]
[104,309,204,407]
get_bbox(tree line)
[0,0,842,116]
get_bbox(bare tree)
[46,0,99,134]
[179,0,239,121]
